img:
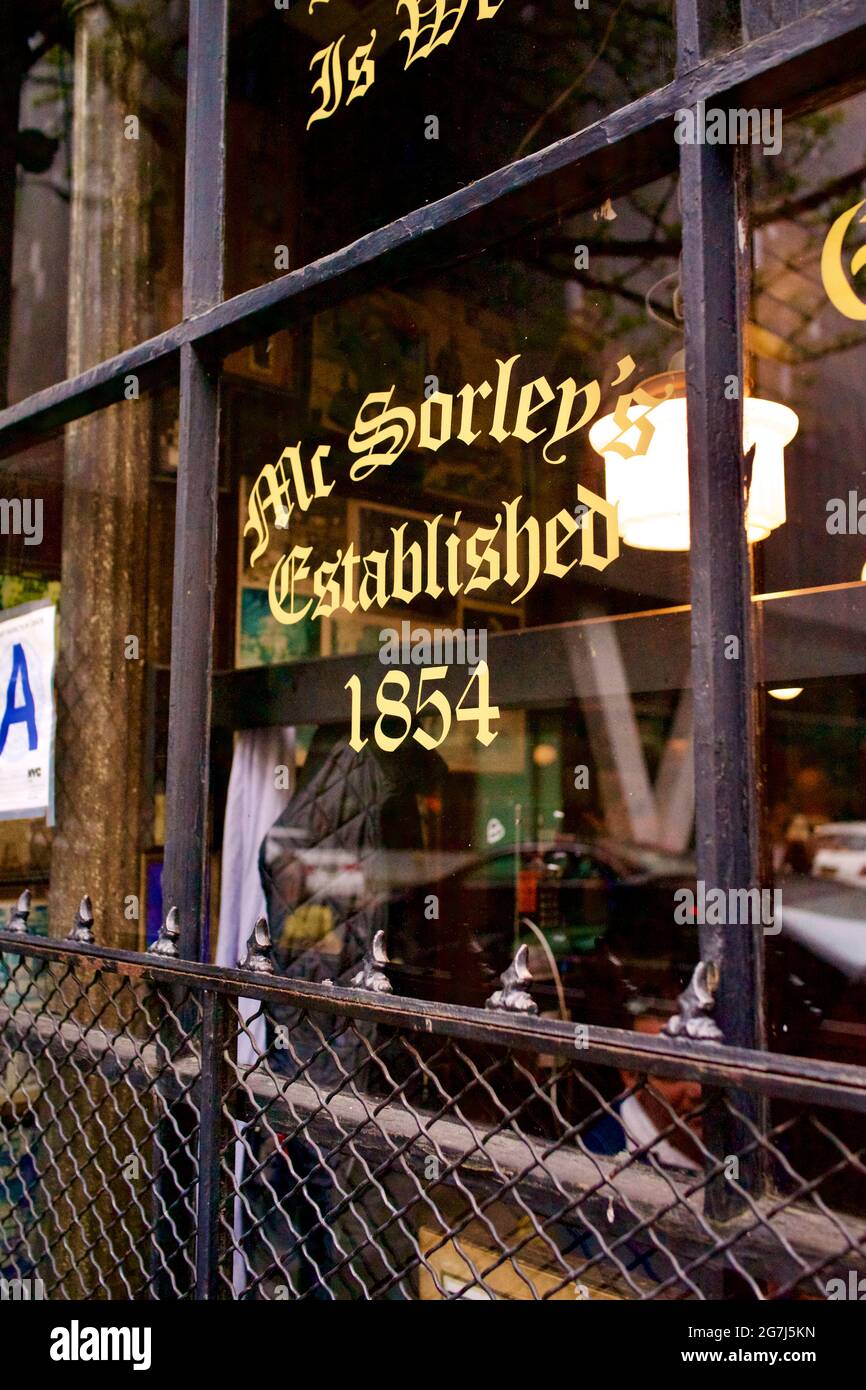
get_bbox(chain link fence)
[1,920,865,1301]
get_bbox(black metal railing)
[1,915,865,1301]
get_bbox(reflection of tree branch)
[755,162,866,227]
[578,270,653,312]
[620,2,671,25]
[534,162,866,269]
[513,0,628,159]
[526,252,651,312]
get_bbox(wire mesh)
[0,947,200,1298]
[1,937,865,1301]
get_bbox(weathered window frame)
[1,0,865,1057]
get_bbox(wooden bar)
[207,583,866,729]
[678,0,768,1219]
[162,0,228,961]
[681,133,762,1055]
[3,934,866,1111]
[195,991,233,1299]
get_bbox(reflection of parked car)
[810,823,866,888]
[388,839,697,1025]
[296,848,366,904]
[778,875,866,977]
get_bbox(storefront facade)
[1,0,866,1301]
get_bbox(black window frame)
[1,0,866,1060]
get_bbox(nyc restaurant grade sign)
[0,600,56,822]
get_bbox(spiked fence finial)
[67,895,95,944]
[663,960,722,1043]
[485,943,537,1015]
[6,888,32,935]
[350,930,392,994]
[238,916,274,974]
[148,905,181,958]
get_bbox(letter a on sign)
[0,601,56,821]
[0,644,37,755]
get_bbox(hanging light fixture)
[588,371,799,551]
[768,687,803,701]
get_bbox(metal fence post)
[195,989,233,1300]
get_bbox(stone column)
[40,1,178,1300]
[51,0,161,951]
[0,16,24,408]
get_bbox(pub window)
[0,0,861,1089]
[2,0,866,1309]
[214,192,697,1034]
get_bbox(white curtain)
[216,725,295,1296]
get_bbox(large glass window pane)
[211,180,700,1035]
[0,381,179,951]
[4,2,187,406]
[225,0,675,291]
[750,94,866,1096]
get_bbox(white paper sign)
[0,600,56,822]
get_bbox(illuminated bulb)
[768,688,803,701]
[532,743,558,768]
[588,373,798,551]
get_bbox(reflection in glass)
[751,96,866,1102]
[214,180,702,1040]
[226,0,675,289]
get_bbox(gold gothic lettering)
[346,353,654,481]
[244,444,334,565]
[251,486,619,627]
[242,353,670,625]
[308,0,505,126]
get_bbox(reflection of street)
[779,875,866,979]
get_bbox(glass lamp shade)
[587,377,799,551]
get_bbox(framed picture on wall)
[236,585,328,669]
